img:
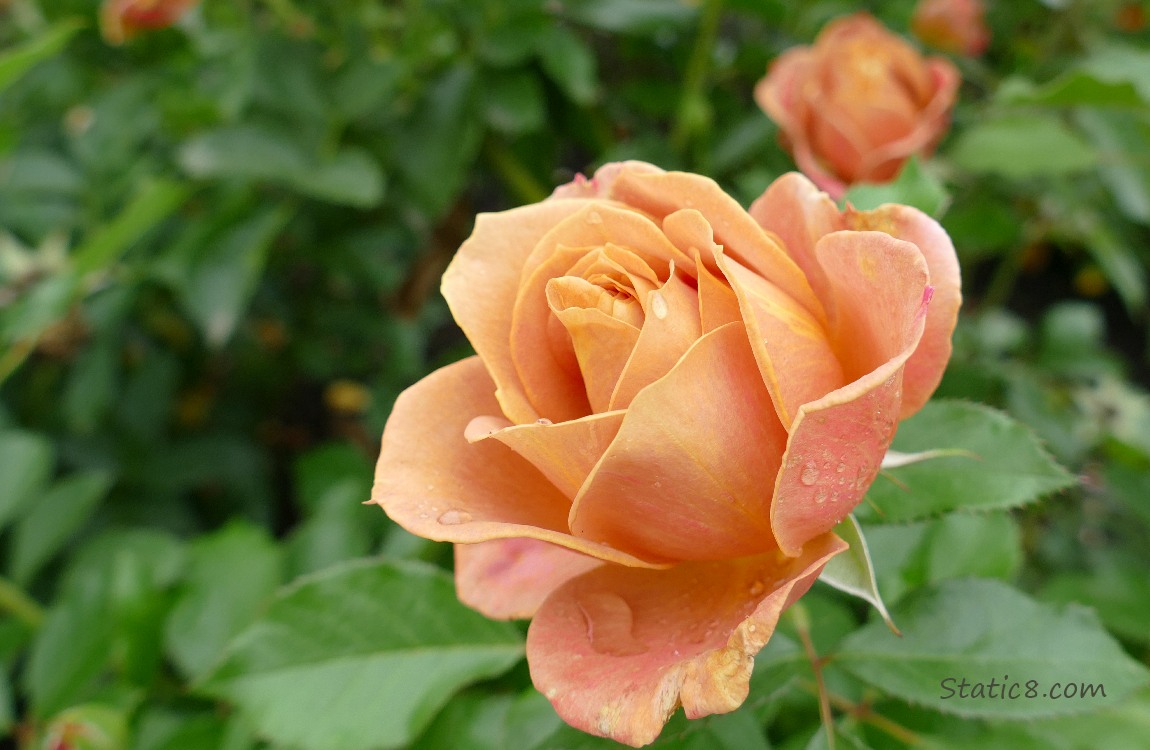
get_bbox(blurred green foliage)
[1,0,1150,747]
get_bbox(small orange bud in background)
[100,0,200,45]
[1114,3,1147,33]
[756,13,960,199]
[912,0,991,56]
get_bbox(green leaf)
[177,206,291,346]
[133,708,232,750]
[9,470,113,585]
[198,558,524,750]
[298,147,385,208]
[294,442,372,514]
[25,530,186,716]
[836,579,1150,719]
[284,480,375,577]
[819,515,898,634]
[535,706,771,749]
[563,0,698,35]
[38,704,128,750]
[165,522,284,680]
[997,73,1144,108]
[179,127,383,207]
[804,720,876,750]
[842,157,950,217]
[856,401,1075,523]
[1075,109,1150,225]
[911,512,1022,585]
[481,69,546,135]
[1072,210,1147,314]
[0,429,54,532]
[537,26,599,105]
[390,63,482,218]
[949,115,1097,179]
[0,671,13,736]
[862,514,1021,608]
[1039,562,1150,644]
[0,19,83,93]
[71,178,191,276]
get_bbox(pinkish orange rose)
[100,0,199,45]
[756,13,960,199]
[912,0,991,56]
[371,162,961,746]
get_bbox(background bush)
[1,0,1149,747]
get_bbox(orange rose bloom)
[372,162,961,746]
[912,0,991,56]
[100,0,199,45]
[756,13,960,199]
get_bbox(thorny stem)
[790,604,835,750]
[798,678,927,747]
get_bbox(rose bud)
[100,0,199,45]
[755,13,960,199]
[372,162,961,746]
[912,0,991,56]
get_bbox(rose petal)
[858,58,961,179]
[609,272,703,410]
[748,173,844,318]
[527,532,846,746]
[443,201,590,423]
[753,47,813,147]
[551,161,666,200]
[510,205,694,422]
[607,170,827,325]
[770,232,930,555]
[695,255,742,332]
[455,538,602,620]
[847,206,961,417]
[570,322,787,562]
[548,279,642,412]
[371,356,662,568]
[469,410,626,500]
[717,252,845,428]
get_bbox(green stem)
[670,0,724,155]
[484,139,549,205]
[0,575,45,629]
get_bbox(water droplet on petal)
[650,291,668,320]
[815,489,828,504]
[800,461,820,486]
[748,624,757,634]
[536,417,553,425]
[749,581,765,597]
[587,210,603,225]
[836,462,847,473]
[577,592,649,656]
[653,480,662,488]
[437,509,473,525]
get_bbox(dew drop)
[800,461,820,486]
[536,418,553,425]
[418,512,430,519]
[650,291,668,320]
[815,489,828,504]
[836,461,847,473]
[653,480,662,489]
[587,210,603,225]
[577,592,649,656]
[749,581,765,597]
[437,509,473,525]
[748,624,757,634]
